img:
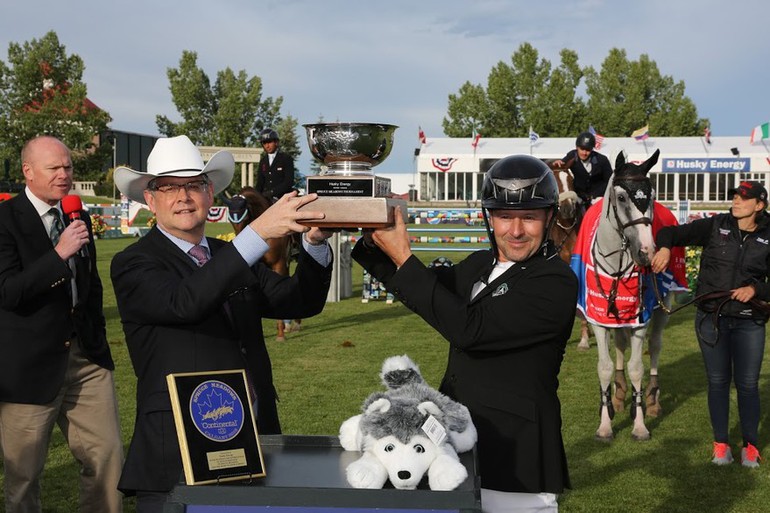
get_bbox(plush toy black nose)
[397,470,411,480]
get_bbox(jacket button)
[241,348,247,355]
[64,340,71,348]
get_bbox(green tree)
[444,44,586,138]
[0,31,112,182]
[444,44,706,140]
[157,50,287,148]
[584,49,706,136]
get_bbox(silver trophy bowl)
[303,122,398,175]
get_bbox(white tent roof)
[417,135,770,172]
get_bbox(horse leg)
[276,320,286,342]
[593,325,615,441]
[627,327,651,441]
[613,330,629,413]
[288,319,302,333]
[645,295,671,417]
[576,310,592,351]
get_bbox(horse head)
[547,158,580,227]
[222,187,272,235]
[604,149,659,267]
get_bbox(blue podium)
[165,434,480,512]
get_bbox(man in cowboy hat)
[111,135,334,512]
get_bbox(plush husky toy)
[339,355,477,490]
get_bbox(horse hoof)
[632,431,651,441]
[594,432,614,443]
[576,340,590,351]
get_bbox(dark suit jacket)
[256,151,295,199]
[111,227,332,494]
[561,149,613,202]
[352,241,577,494]
[0,193,112,404]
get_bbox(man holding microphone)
[0,135,123,512]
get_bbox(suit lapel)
[13,193,54,255]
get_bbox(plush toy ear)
[366,397,391,414]
[417,401,442,418]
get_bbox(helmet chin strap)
[483,207,557,271]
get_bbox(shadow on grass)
[563,346,768,513]
[296,302,415,336]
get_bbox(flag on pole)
[529,126,539,144]
[418,126,426,144]
[471,127,481,149]
[704,126,711,145]
[632,125,650,141]
[588,125,605,150]
[750,122,770,144]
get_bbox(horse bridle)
[225,194,250,224]
[591,175,653,321]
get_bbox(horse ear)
[639,149,661,175]
[614,150,626,171]
[219,193,233,207]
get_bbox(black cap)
[728,181,768,207]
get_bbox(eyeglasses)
[150,179,209,194]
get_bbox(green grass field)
[2,226,769,512]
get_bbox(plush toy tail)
[380,354,425,389]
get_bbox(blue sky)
[2,0,768,175]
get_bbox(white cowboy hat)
[114,135,235,204]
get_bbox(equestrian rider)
[256,128,296,201]
[353,155,578,512]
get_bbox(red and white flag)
[418,126,426,145]
[704,126,711,145]
[588,125,605,150]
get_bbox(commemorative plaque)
[299,122,408,228]
[167,369,265,485]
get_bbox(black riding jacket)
[561,149,613,203]
[656,211,770,319]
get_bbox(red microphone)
[61,195,90,258]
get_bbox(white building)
[415,136,770,204]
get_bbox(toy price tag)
[421,415,447,446]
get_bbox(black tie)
[48,208,64,246]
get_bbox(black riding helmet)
[259,128,279,144]
[576,131,595,150]
[481,155,559,261]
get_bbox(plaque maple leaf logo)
[197,390,235,421]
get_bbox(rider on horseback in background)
[553,132,613,215]
[257,128,296,201]
[257,128,301,263]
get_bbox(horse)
[572,149,660,441]
[546,159,596,350]
[221,186,299,341]
[553,155,677,418]
[547,158,580,263]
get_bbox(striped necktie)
[48,208,64,246]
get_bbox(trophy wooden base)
[298,197,407,229]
